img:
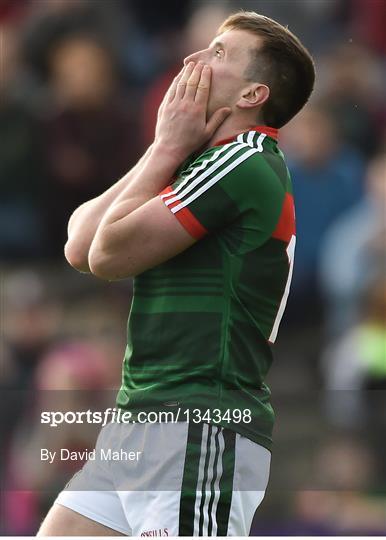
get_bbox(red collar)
[213,125,278,147]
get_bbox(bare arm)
[64,64,185,273]
[64,145,153,273]
[88,144,194,279]
[88,62,230,279]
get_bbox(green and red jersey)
[117,126,296,451]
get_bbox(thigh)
[37,503,125,536]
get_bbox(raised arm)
[88,62,230,280]
[64,64,185,273]
[64,145,153,272]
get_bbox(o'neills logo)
[140,528,169,536]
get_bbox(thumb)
[206,107,232,136]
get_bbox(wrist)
[152,140,188,167]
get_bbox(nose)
[184,49,204,66]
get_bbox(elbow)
[88,249,115,280]
[88,227,139,280]
[88,242,133,281]
[88,248,137,281]
[64,240,91,273]
[88,230,113,279]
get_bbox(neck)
[206,113,261,149]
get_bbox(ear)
[236,83,270,110]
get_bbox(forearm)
[88,144,182,277]
[64,145,153,272]
[101,144,181,212]
[86,61,228,279]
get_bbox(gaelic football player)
[38,11,315,536]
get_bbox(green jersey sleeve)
[160,140,286,247]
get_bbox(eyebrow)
[211,40,226,50]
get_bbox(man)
[38,11,315,536]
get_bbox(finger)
[175,61,195,99]
[185,62,204,100]
[165,65,186,103]
[195,64,211,104]
[206,107,232,136]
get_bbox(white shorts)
[56,421,271,536]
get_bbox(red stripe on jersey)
[253,126,279,140]
[272,193,296,242]
[174,206,208,239]
[161,186,182,211]
[160,185,173,196]
[160,186,208,239]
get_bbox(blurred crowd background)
[1,0,385,535]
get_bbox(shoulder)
[172,132,287,208]
[182,135,271,181]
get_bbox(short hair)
[218,11,315,128]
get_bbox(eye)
[215,48,223,58]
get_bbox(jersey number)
[268,235,296,343]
